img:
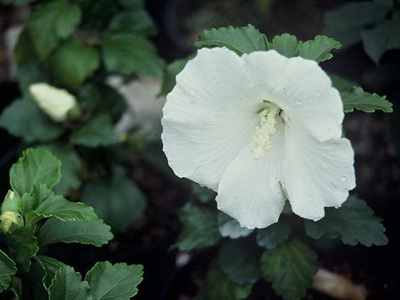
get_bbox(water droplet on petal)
[340,176,347,182]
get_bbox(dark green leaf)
[5,225,39,273]
[159,59,188,96]
[304,196,388,246]
[218,239,262,284]
[86,261,144,299]
[10,148,61,196]
[36,255,66,289]
[49,39,100,90]
[0,250,17,293]
[174,203,221,251]
[21,184,54,214]
[361,20,400,63]
[192,182,216,204]
[195,24,269,55]
[101,33,164,77]
[10,276,22,299]
[341,87,393,113]
[256,219,291,249]
[0,0,34,4]
[218,212,253,239]
[28,0,81,60]
[297,35,341,62]
[0,98,64,143]
[39,145,82,196]
[269,34,298,57]
[70,114,118,147]
[260,239,318,300]
[25,262,48,300]
[38,218,113,247]
[330,74,355,93]
[83,168,146,232]
[205,265,252,300]
[109,10,156,35]
[48,266,92,300]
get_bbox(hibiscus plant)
[0,148,143,298]
[161,25,393,299]
[0,0,164,233]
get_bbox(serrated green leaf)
[330,74,355,93]
[341,87,393,113]
[48,266,92,300]
[217,212,253,239]
[83,168,146,232]
[174,203,221,251]
[0,98,64,143]
[323,2,389,47]
[304,196,388,246]
[49,39,100,90]
[70,114,118,147]
[101,33,164,77]
[361,19,400,63]
[159,59,188,96]
[10,276,22,299]
[194,24,269,55]
[36,255,66,289]
[10,148,61,196]
[86,261,144,299]
[39,145,82,196]
[109,10,156,35]
[0,250,17,293]
[205,265,252,300]
[269,34,298,57]
[25,262,48,300]
[218,239,262,284]
[260,239,318,300]
[28,0,81,60]
[5,225,39,273]
[256,219,291,249]
[297,35,341,62]
[38,218,113,247]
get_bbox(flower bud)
[0,211,23,233]
[29,82,80,122]
[1,190,21,212]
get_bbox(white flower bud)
[0,211,23,233]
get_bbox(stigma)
[252,102,281,160]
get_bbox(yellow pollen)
[252,103,280,160]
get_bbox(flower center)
[252,102,281,160]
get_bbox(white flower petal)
[162,48,262,189]
[243,50,344,141]
[282,121,355,221]
[216,123,286,229]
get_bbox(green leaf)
[256,219,291,249]
[10,148,61,196]
[361,19,400,63]
[48,266,92,300]
[39,145,82,196]
[269,34,298,57]
[109,10,156,35]
[25,262,48,300]
[159,59,188,96]
[304,196,388,246]
[341,87,393,113]
[36,255,66,289]
[70,114,118,147]
[5,225,39,273]
[38,218,113,247]
[49,39,100,90]
[217,212,253,239]
[86,262,144,299]
[0,250,17,293]
[0,0,34,4]
[0,98,64,143]
[28,0,81,60]
[192,182,216,204]
[330,74,355,93]
[205,265,252,300]
[101,33,164,77]
[218,239,262,284]
[260,239,318,300]
[194,24,269,55]
[297,35,341,62]
[10,277,22,299]
[83,168,146,232]
[174,203,221,251]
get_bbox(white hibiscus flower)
[162,47,355,229]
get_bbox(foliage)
[0,148,143,298]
